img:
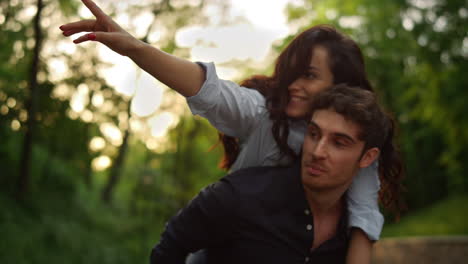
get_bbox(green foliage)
[0,127,21,189]
[1,0,222,262]
[58,0,80,17]
[382,195,468,237]
[283,0,468,211]
[117,116,225,221]
[0,186,160,264]
[2,0,467,262]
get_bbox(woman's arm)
[346,162,382,263]
[346,162,384,241]
[60,0,204,97]
[186,62,265,139]
[346,228,373,264]
[61,0,263,139]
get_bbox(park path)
[372,236,468,264]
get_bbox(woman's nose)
[288,78,302,91]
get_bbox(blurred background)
[0,0,467,263]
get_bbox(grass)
[382,194,468,237]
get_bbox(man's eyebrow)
[334,132,357,144]
[309,120,358,143]
[308,120,320,128]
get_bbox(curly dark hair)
[218,25,374,170]
[309,84,406,217]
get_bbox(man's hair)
[310,84,405,218]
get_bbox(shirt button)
[306,224,313,231]
[304,209,310,215]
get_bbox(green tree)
[283,0,468,210]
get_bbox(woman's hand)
[60,0,204,96]
[59,0,141,56]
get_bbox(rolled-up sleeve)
[150,179,238,263]
[186,62,266,140]
[346,161,384,241]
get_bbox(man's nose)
[312,140,327,159]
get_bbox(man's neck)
[303,185,348,250]
[303,184,348,216]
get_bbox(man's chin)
[301,174,331,191]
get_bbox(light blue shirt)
[187,62,384,240]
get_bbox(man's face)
[301,109,378,192]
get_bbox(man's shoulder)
[221,164,298,196]
[225,164,292,181]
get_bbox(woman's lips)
[289,95,308,102]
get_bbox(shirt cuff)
[347,201,384,241]
[186,62,221,116]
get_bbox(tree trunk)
[17,0,44,200]
[1,0,13,30]
[101,103,131,203]
[173,117,201,207]
[83,123,93,188]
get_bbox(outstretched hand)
[60,0,205,97]
[59,0,141,56]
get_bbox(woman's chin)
[286,107,308,119]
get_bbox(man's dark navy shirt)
[151,162,349,264]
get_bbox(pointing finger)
[81,0,107,20]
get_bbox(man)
[150,84,404,264]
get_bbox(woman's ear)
[359,147,380,168]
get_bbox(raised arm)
[60,0,204,97]
[61,0,264,140]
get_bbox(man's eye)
[334,140,347,147]
[309,130,319,139]
[304,72,316,79]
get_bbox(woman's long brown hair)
[218,25,374,170]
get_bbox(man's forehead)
[310,109,362,140]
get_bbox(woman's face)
[286,45,334,119]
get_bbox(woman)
[60,0,392,263]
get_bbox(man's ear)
[359,147,380,168]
